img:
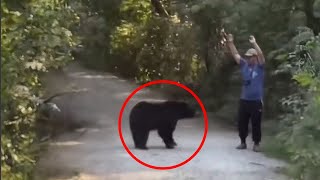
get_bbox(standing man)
[225,33,265,152]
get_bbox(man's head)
[245,48,258,65]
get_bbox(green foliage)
[134,16,204,83]
[293,73,314,87]
[1,0,79,179]
[71,0,121,70]
[278,97,320,180]
[108,0,152,77]
[109,0,204,82]
[119,0,152,23]
[275,35,320,180]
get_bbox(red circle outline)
[118,80,208,170]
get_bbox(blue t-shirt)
[239,58,264,101]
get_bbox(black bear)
[129,100,196,150]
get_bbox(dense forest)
[1,0,320,179]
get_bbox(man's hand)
[226,33,234,42]
[249,35,256,44]
[249,35,265,64]
[224,32,241,64]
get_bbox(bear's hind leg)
[169,120,178,146]
[168,125,177,146]
[169,130,177,146]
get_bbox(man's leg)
[237,100,250,149]
[251,101,263,152]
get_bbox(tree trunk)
[304,0,320,34]
[204,25,211,73]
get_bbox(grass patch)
[261,120,291,161]
[261,135,291,162]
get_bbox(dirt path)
[35,62,288,180]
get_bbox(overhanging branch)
[150,0,170,17]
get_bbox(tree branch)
[150,0,170,17]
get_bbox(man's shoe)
[253,144,261,152]
[236,143,247,150]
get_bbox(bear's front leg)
[135,130,149,150]
[158,128,176,149]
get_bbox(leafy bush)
[1,0,79,179]
[107,0,152,77]
[274,34,320,180]
[70,1,110,70]
[109,0,204,83]
[134,15,204,84]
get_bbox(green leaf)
[292,73,314,87]
[47,35,62,47]
[274,53,288,61]
[64,30,72,37]
[291,30,314,45]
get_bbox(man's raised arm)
[225,33,241,64]
[249,35,265,64]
